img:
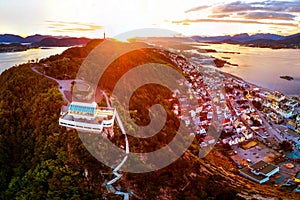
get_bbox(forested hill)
[0,39,111,199]
[0,39,296,199]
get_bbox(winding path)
[31,65,84,103]
[102,91,131,200]
[32,65,132,199]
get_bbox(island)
[0,34,92,53]
[280,75,294,81]
[0,43,30,53]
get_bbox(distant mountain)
[0,34,94,52]
[231,33,250,42]
[247,33,284,41]
[0,34,88,45]
[33,37,91,47]
[23,34,54,43]
[0,34,24,43]
[191,33,300,49]
[191,35,231,42]
[241,34,300,48]
[191,33,285,43]
[283,33,300,40]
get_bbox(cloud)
[45,20,104,33]
[212,1,256,13]
[253,0,300,12]
[182,22,190,25]
[237,11,296,20]
[185,5,210,13]
[212,0,300,13]
[172,18,299,27]
[208,14,231,18]
[53,28,101,32]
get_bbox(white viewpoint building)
[59,101,116,133]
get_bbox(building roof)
[59,101,116,132]
[295,172,300,179]
[69,103,96,115]
[204,135,215,141]
[249,160,278,176]
[287,120,297,127]
[70,101,97,107]
[222,119,231,124]
[240,167,268,183]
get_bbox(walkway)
[103,91,131,199]
[31,65,82,103]
[32,65,132,199]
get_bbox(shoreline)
[202,41,300,50]
[219,70,299,100]
[0,46,69,75]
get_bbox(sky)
[0,0,299,38]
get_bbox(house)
[200,141,208,148]
[203,135,215,145]
[190,110,196,118]
[195,106,202,113]
[196,127,206,135]
[296,115,300,128]
[267,112,283,124]
[294,172,300,183]
[240,160,279,184]
[222,119,231,126]
[185,119,190,126]
[225,136,239,146]
[276,108,294,118]
[262,100,271,108]
[223,126,233,133]
[172,89,180,97]
[207,112,213,119]
[240,167,269,184]
[242,129,253,140]
[287,120,297,131]
[287,100,298,108]
[193,118,201,126]
[267,93,285,102]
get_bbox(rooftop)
[240,167,268,182]
[249,160,278,176]
[69,103,96,116]
[59,101,116,132]
[295,172,300,179]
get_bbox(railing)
[59,118,104,132]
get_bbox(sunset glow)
[1,0,299,38]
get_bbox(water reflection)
[203,43,300,95]
[0,47,68,74]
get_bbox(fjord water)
[206,43,300,95]
[1,43,299,95]
[0,47,68,74]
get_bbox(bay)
[0,47,69,74]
